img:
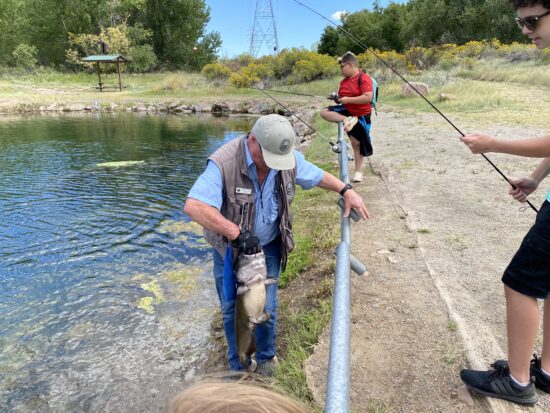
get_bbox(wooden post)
[116,61,122,91]
[96,61,103,92]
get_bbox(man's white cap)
[251,114,296,170]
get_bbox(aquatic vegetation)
[157,219,203,235]
[163,267,202,300]
[95,160,145,168]
[138,279,164,314]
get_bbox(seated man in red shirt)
[320,51,374,183]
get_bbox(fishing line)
[292,0,539,214]
[246,86,327,99]
[230,69,339,148]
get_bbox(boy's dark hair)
[337,51,358,66]
[509,0,550,9]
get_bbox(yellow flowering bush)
[201,62,232,81]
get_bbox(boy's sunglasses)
[515,10,550,31]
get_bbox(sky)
[204,0,404,57]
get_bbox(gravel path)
[305,109,548,413]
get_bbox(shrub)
[438,52,460,71]
[457,41,487,58]
[201,62,232,81]
[129,44,157,72]
[290,59,317,82]
[228,63,273,88]
[377,50,408,72]
[12,44,38,69]
[540,49,550,64]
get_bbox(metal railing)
[324,122,367,413]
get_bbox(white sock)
[509,373,530,387]
[541,366,550,378]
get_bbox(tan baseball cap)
[251,114,296,170]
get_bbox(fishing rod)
[231,69,349,153]
[292,0,539,214]
[246,86,328,100]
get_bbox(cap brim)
[261,148,295,170]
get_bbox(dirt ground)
[304,109,549,413]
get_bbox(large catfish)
[235,250,273,371]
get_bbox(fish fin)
[244,273,265,285]
[236,285,249,295]
[247,358,257,372]
[250,312,271,324]
[265,278,278,286]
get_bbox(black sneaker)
[460,360,539,405]
[531,354,550,393]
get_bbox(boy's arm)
[461,133,550,157]
[531,157,550,183]
[339,92,373,105]
[508,158,550,202]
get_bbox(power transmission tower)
[249,0,279,57]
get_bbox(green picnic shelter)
[81,54,131,92]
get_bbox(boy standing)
[320,52,374,183]
[459,0,550,405]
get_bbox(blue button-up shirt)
[187,137,325,245]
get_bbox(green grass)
[274,300,332,406]
[377,58,550,128]
[457,59,550,88]
[273,116,342,409]
[366,400,392,413]
[448,321,458,332]
[3,58,549,129]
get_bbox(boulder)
[168,100,181,110]
[193,103,211,113]
[438,93,456,101]
[248,101,274,115]
[66,103,85,111]
[212,102,230,114]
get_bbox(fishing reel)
[327,92,340,103]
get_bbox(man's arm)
[461,133,550,157]
[184,198,240,241]
[316,171,369,220]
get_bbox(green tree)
[317,26,341,56]
[142,0,220,70]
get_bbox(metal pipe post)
[325,122,352,413]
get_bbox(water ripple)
[0,113,254,412]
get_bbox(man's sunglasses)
[515,10,550,31]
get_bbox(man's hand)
[508,177,539,203]
[460,133,497,154]
[343,189,369,220]
[231,230,262,255]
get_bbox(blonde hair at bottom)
[167,375,310,413]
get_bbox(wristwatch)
[339,183,353,197]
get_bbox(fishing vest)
[203,135,297,272]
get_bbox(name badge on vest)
[236,187,252,195]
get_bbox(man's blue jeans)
[213,240,281,370]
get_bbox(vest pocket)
[267,189,279,223]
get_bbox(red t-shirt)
[338,71,373,116]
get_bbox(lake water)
[0,113,255,412]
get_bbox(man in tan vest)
[184,114,368,373]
